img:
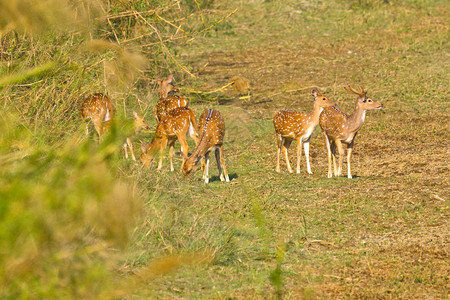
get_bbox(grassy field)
[1,0,449,299]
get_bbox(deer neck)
[308,103,324,127]
[160,89,168,99]
[347,104,366,133]
[133,121,140,134]
[191,134,211,161]
[185,130,212,170]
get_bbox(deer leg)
[158,153,164,171]
[189,124,199,146]
[282,139,293,173]
[347,140,355,179]
[219,145,229,182]
[123,142,129,159]
[276,135,282,173]
[126,137,136,161]
[296,136,303,174]
[168,140,177,172]
[142,153,152,168]
[92,118,103,143]
[168,143,174,172]
[329,141,337,176]
[177,136,189,158]
[215,147,223,181]
[203,151,210,183]
[335,140,344,177]
[157,137,167,171]
[303,141,312,174]
[323,134,333,178]
[177,135,189,171]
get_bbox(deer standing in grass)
[154,74,188,122]
[273,89,335,174]
[319,85,383,178]
[140,107,199,171]
[80,93,114,141]
[123,111,150,161]
[182,109,229,183]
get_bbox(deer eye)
[368,99,372,102]
[322,97,326,100]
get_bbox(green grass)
[1,0,449,298]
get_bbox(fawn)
[80,93,114,140]
[140,107,199,171]
[123,111,150,161]
[154,74,188,122]
[319,85,383,178]
[273,89,335,174]
[182,109,229,183]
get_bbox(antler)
[344,85,366,97]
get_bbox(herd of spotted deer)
[80,74,383,183]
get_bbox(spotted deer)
[140,107,199,171]
[123,111,150,161]
[273,89,335,174]
[154,74,188,122]
[80,93,114,140]
[319,85,383,178]
[182,109,229,183]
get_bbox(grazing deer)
[319,85,383,178]
[123,111,150,161]
[80,93,114,140]
[182,109,229,183]
[154,74,188,122]
[273,89,335,174]
[140,107,199,171]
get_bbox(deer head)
[158,74,179,98]
[345,85,382,110]
[140,142,154,167]
[312,88,335,108]
[181,155,202,177]
[132,111,150,132]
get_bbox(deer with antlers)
[154,74,188,122]
[182,109,229,183]
[123,111,150,161]
[319,85,383,178]
[273,88,335,174]
[140,107,199,171]
[80,93,114,140]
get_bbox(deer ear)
[167,74,174,83]
[311,88,318,99]
[133,111,138,118]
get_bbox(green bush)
[0,112,141,298]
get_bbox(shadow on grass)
[209,172,238,183]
